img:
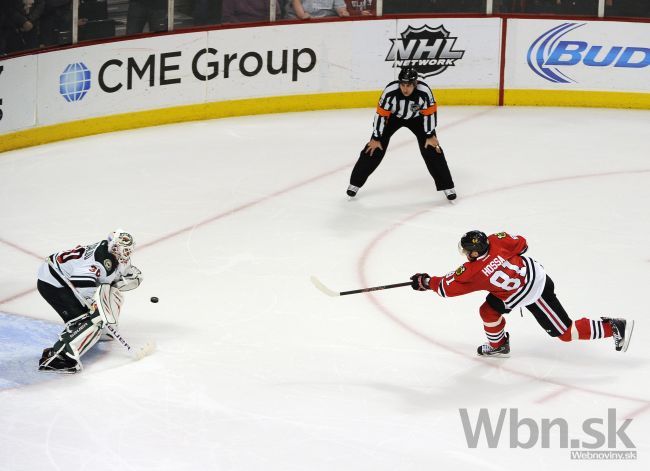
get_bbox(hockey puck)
[150,297,159,303]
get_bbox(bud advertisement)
[506,19,650,92]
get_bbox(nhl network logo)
[386,25,465,78]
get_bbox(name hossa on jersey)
[38,240,123,299]
[429,233,547,310]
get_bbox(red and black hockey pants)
[480,276,612,346]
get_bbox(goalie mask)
[108,229,135,264]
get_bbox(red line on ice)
[0,237,43,260]
[0,107,496,307]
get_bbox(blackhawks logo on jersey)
[496,232,508,239]
[455,265,466,276]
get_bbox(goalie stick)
[46,258,155,360]
[310,275,412,297]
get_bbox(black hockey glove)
[410,273,431,291]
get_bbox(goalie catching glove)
[410,273,431,291]
[113,265,143,292]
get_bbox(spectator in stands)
[126,0,167,35]
[606,0,650,17]
[193,0,221,26]
[384,0,483,14]
[4,0,45,53]
[543,0,597,16]
[0,0,6,53]
[383,0,434,13]
[566,0,598,15]
[40,0,72,47]
[438,0,484,13]
[222,0,280,23]
[285,0,350,20]
[344,0,375,16]
[0,3,6,55]
[496,0,527,13]
[493,0,557,14]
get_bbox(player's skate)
[346,185,359,198]
[601,317,634,352]
[477,333,510,357]
[444,188,457,201]
[38,347,81,374]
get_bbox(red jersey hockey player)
[410,230,634,356]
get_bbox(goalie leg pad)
[41,309,104,372]
[65,313,103,359]
[94,283,124,325]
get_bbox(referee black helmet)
[398,67,418,84]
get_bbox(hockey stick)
[310,275,412,297]
[46,258,155,360]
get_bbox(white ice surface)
[0,106,649,470]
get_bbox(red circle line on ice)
[1,158,648,412]
[357,168,650,418]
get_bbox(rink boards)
[0,17,648,151]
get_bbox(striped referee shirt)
[372,80,438,139]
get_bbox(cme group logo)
[59,62,92,102]
[527,22,649,83]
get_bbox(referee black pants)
[349,116,454,191]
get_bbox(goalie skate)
[38,348,81,374]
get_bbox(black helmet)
[398,67,418,84]
[458,230,489,258]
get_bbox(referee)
[347,67,456,201]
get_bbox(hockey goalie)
[36,229,143,373]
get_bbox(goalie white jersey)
[38,240,124,299]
